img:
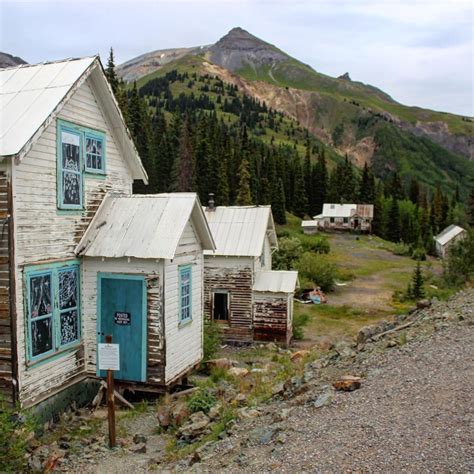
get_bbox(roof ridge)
[0,55,98,72]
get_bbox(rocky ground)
[25,289,473,472]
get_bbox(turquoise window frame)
[84,129,106,175]
[56,119,107,211]
[57,122,83,210]
[178,265,192,324]
[25,260,82,365]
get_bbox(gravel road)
[193,292,474,472]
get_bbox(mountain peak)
[209,27,287,72]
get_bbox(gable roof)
[203,205,277,257]
[435,224,466,246]
[0,56,147,182]
[253,271,298,294]
[76,193,215,259]
[318,203,373,219]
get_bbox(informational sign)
[114,311,131,326]
[98,343,120,371]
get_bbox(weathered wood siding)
[164,220,204,384]
[204,256,254,343]
[81,258,164,383]
[12,78,134,406]
[253,293,291,344]
[0,169,14,403]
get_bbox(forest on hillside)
[105,51,474,258]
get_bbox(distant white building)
[434,224,466,258]
[302,203,374,233]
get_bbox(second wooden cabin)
[203,202,298,345]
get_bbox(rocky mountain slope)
[117,28,473,176]
[0,52,27,68]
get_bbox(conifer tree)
[359,163,375,203]
[468,180,474,226]
[272,178,286,224]
[387,196,401,242]
[173,115,195,192]
[236,159,253,205]
[292,159,309,217]
[412,262,425,300]
[313,150,327,214]
[105,47,119,95]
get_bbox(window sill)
[84,171,107,179]
[178,318,193,329]
[26,342,82,369]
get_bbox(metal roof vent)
[207,193,216,211]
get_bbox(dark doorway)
[213,291,229,322]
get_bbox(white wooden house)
[0,57,214,409]
[305,203,373,232]
[203,204,298,344]
[434,224,466,258]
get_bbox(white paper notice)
[98,343,120,371]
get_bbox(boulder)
[333,375,361,392]
[272,382,285,397]
[237,408,260,419]
[228,367,249,377]
[357,326,375,344]
[157,404,171,428]
[290,350,310,362]
[417,299,431,309]
[170,401,191,427]
[312,386,334,408]
[206,358,237,370]
[179,411,210,439]
[208,403,222,420]
[133,434,147,444]
[233,393,247,406]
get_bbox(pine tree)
[468,180,474,227]
[359,163,375,203]
[409,178,420,205]
[388,172,405,200]
[272,178,286,224]
[105,47,119,95]
[173,115,195,192]
[313,150,327,214]
[292,159,309,217]
[236,159,253,205]
[387,196,401,242]
[412,262,425,300]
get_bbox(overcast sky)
[1,0,472,116]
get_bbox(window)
[57,120,106,210]
[179,265,192,323]
[343,217,349,224]
[213,291,229,322]
[330,217,335,223]
[26,262,80,362]
[85,133,105,173]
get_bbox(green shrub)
[187,389,216,414]
[301,235,330,254]
[273,237,303,270]
[443,229,474,287]
[203,320,221,362]
[390,242,411,256]
[0,398,37,472]
[411,247,426,261]
[292,313,310,340]
[296,252,337,292]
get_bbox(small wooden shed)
[76,193,215,390]
[434,224,466,258]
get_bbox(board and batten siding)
[204,256,254,343]
[12,77,135,406]
[164,220,204,384]
[81,258,164,383]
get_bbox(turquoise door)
[97,274,147,382]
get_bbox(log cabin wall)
[12,77,134,407]
[204,257,254,343]
[0,170,15,403]
[253,293,290,344]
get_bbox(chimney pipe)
[207,193,215,211]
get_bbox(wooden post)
[105,335,116,448]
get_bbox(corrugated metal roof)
[253,271,298,293]
[76,193,215,259]
[0,56,148,182]
[320,203,356,218]
[435,224,466,246]
[203,206,277,257]
[355,204,374,218]
[0,57,95,156]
